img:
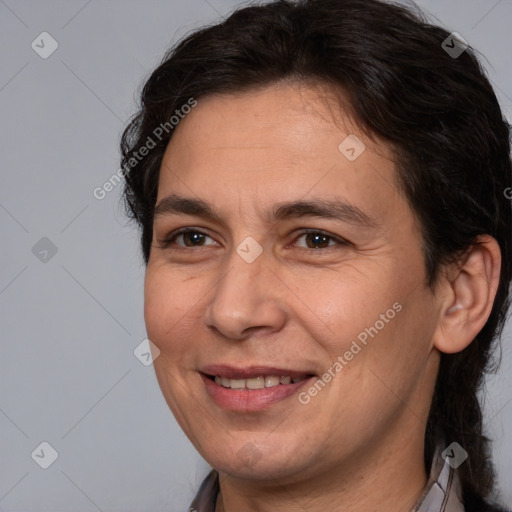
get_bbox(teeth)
[213,374,309,390]
[246,377,265,389]
[230,379,246,390]
[265,376,280,388]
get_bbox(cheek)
[143,268,207,361]
[313,261,433,393]
[144,269,183,350]
[306,272,401,357]
[143,273,166,342]
[352,289,437,411]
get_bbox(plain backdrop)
[0,0,511,510]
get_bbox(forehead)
[164,80,368,165]
[156,81,401,224]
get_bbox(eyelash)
[158,227,350,252]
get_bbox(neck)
[215,421,428,512]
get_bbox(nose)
[203,245,288,341]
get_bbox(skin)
[144,80,501,512]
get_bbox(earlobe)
[432,235,501,355]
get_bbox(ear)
[432,235,501,354]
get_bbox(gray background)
[0,0,510,510]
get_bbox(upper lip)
[201,364,316,380]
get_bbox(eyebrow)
[153,194,378,229]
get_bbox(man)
[120,0,511,510]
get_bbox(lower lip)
[201,373,314,412]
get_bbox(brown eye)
[160,229,216,248]
[179,231,208,247]
[302,232,333,249]
[293,230,349,250]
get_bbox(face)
[144,81,441,483]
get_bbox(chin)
[207,442,310,482]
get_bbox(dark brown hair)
[120,0,512,507]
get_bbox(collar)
[189,447,464,512]
[414,446,465,512]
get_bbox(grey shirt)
[189,446,465,512]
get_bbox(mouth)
[203,373,314,390]
[201,364,316,388]
[200,365,317,411]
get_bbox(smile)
[200,365,316,411]
[211,375,309,389]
